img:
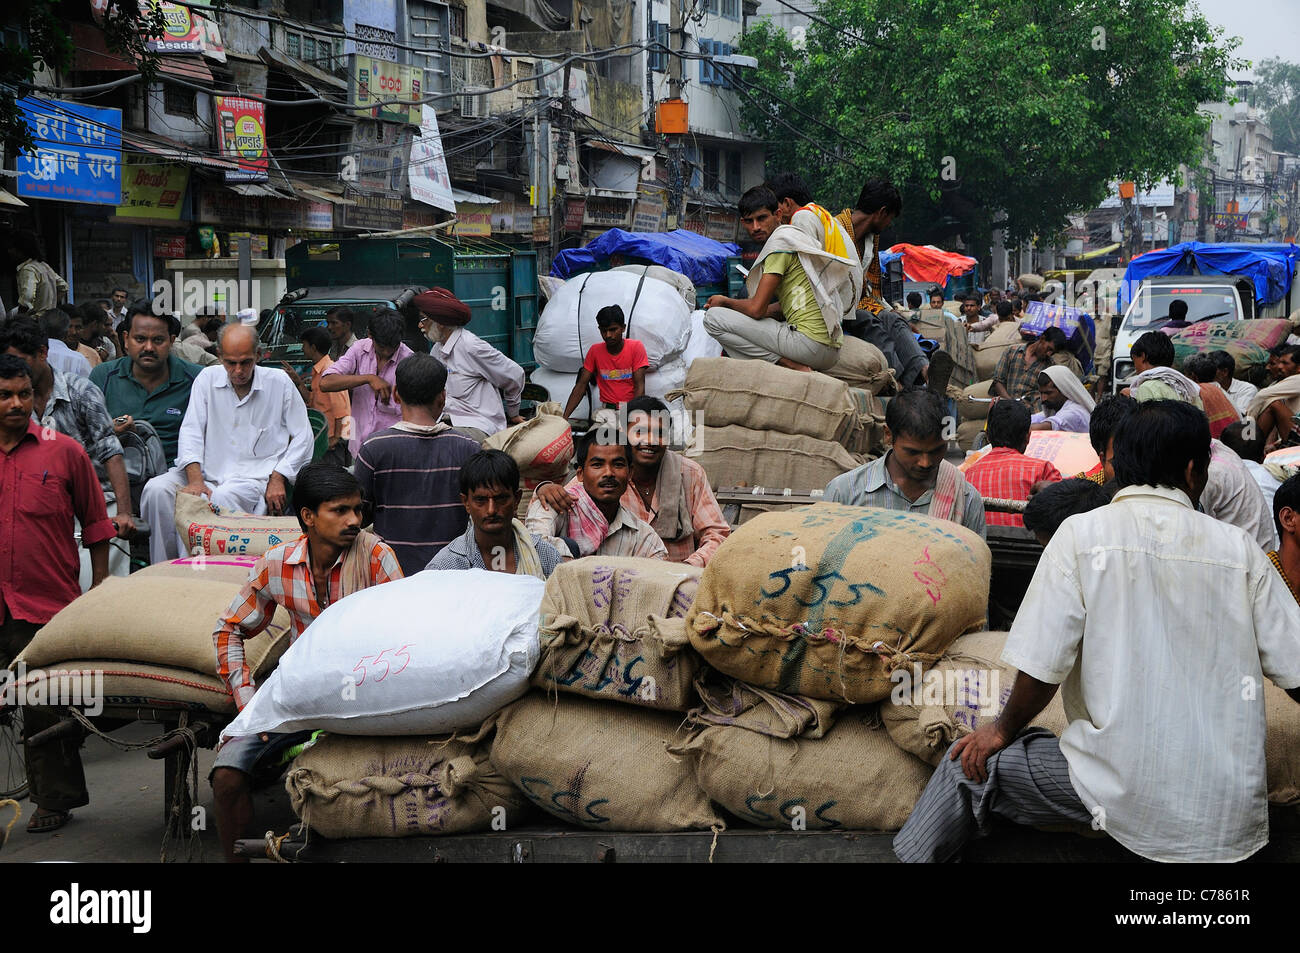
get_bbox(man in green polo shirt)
[89,305,201,465]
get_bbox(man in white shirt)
[414,288,525,439]
[1221,419,1283,515]
[1212,349,1259,416]
[139,324,313,562]
[40,309,92,379]
[895,399,1300,863]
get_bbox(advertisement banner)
[631,192,665,232]
[16,97,123,205]
[214,96,268,182]
[583,196,632,229]
[141,0,204,53]
[564,197,586,232]
[117,159,189,219]
[455,204,493,237]
[340,187,403,230]
[153,234,187,259]
[352,56,421,126]
[199,186,267,227]
[408,105,455,213]
[348,120,410,196]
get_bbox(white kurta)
[1004,485,1300,862]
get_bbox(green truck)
[259,236,539,371]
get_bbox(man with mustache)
[525,429,667,560]
[90,304,202,467]
[138,323,314,562]
[207,463,403,861]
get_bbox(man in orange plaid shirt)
[210,462,403,861]
[965,400,1062,528]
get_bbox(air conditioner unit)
[461,88,487,118]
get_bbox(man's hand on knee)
[949,721,1013,784]
[264,473,288,515]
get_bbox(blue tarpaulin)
[1120,242,1300,309]
[550,229,741,287]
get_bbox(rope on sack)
[0,799,21,850]
[264,829,292,863]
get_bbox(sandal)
[27,809,71,834]
[926,350,956,396]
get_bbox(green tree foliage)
[3,0,165,158]
[736,0,1242,250]
[1252,58,1300,156]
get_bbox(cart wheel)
[0,708,28,800]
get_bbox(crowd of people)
[5,194,1300,866]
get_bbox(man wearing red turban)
[414,287,525,439]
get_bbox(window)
[649,20,668,72]
[726,150,741,194]
[450,5,465,39]
[286,32,300,59]
[704,0,718,13]
[703,148,720,191]
[303,35,316,63]
[163,84,196,117]
[699,40,733,87]
[721,0,739,18]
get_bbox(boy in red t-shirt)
[562,304,648,418]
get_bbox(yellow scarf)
[800,203,850,261]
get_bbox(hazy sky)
[1193,0,1299,77]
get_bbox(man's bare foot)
[775,357,813,372]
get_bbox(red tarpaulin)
[887,243,978,284]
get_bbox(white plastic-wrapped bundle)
[680,309,725,368]
[533,271,692,373]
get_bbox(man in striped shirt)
[210,463,402,862]
[353,353,481,575]
[964,401,1061,528]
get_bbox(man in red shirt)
[964,399,1062,528]
[0,353,115,832]
[561,305,647,418]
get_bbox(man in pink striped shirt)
[317,308,414,455]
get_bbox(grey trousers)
[844,308,928,387]
[893,728,1092,862]
[702,306,841,371]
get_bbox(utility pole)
[551,62,573,263]
[1227,137,1243,242]
[666,0,685,228]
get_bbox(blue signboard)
[16,98,123,205]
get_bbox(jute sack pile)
[19,575,290,679]
[881,630,1065,766]
[672,357,864,445]
[483,401,574,487]
[1264,680,1300,806]
[534,556,703,711]
[822,336,895,395]
[490,691,721,832]
[955,419,984,452]
[8,660,242,715]
[688,503,991,703]
[285,723,530,838]
[957,380,996,421]
[175,491,302,558]
[844,388,886,457]
[672,708,934,831]
[973,321,1023,380]
[688,670,842,739]
[689,425,864,491]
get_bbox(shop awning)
[228,182,290,198]
[258,47,348,97]
[1078,242,1121,260]
[0,188,28,208]
[451,187,500,205]
[71,23,213,83]
[125,131,241,172]
[287,180,357,206]
[587,139,659,158]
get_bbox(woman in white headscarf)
[1029,364,1095,433]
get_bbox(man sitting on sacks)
[415,287,525,443]
[211,463,403,862]
[895,400,1300,864]
[139,323,314,563]
[824,388,987,538]
[529,396,729,567]
[1248,344,1300,449]
[525,427,668,561]
[427,449,563,578]
[701,171,862,374]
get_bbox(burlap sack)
[957,380,996,421]
[673,357,862,444]
[1017,273,1045,292]
[490,692,721,831]
[955,419,984,451]
[910,308,949,343]
[534,556,703,710]
[880,630,1066,765]
[823,336,894,395]
[844,388,886,457]
[175,491,302,557]
[483,401,574,486]
[17,575,291,681]
[673,709,933,831]
[1266,679,1300,805]
[137,555,259,586]
[973,321,1023,380]
[285,724,530,838]
[690,425,864,491]
[688,503,991,703]
[688,670,843,739]
[10,659,240,715]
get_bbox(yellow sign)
[351,56,421,126]
[455,203,493,237]
[117,160,190,220]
